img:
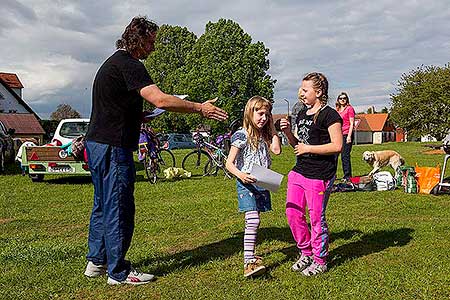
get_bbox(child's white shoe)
[301,261,327,276]
[291,254,313,272]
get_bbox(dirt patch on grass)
[423,149,444,155]
[0,218,14,224]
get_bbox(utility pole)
[284,99,290,117]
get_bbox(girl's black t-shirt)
[292,105,342,180]
[86,50,154,150]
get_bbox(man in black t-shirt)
[84,16,227,286]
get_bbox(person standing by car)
[84,16,228,286]
[335,92,355,181]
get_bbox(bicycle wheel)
[182,150,211,177]
[156,149,176,178]
[205,156,232,178]
[144,155,157,184]
[204,159,214,176]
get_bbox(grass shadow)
[137,227,293,275]
[331,229,363,241]
[1,162,23,175]
[44,175,92,184]
[328,228,414,267]
[134,161,144,172]
[137,233,242,275]
[136,227,413,275]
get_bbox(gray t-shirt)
[231,128,271,173]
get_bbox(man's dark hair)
[116,16,159,58]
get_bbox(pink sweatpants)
[286,171,334,265]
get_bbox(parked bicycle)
[181,132,232,179]
[138,110,176,183]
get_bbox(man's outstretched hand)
[200,98,228,121]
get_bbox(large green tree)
[144,25,197,133]
[144,19,276,134]
[390,64,450,140]
[180,19,275,133]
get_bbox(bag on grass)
[354,181,377,191]
[372,171,396,191]
[163,167,191,180]
[415,163,441,194]
[401,166,418,194]
[395,166,403,187]
[349,175,376,191]
[331,182,356,193]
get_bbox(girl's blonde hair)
[243,96,274,149]
[335,92,350,110]
[301,72,329,123]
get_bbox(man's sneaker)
[291,254,313,272]
[244,257,266,277]
[107,268,155,285]
[301,261,327,276]
[84,261,107,277]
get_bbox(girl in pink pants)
[280,72,343,276]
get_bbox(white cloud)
[1,0,450,118]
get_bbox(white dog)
[362,150,405,176]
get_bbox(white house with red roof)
[354,113,396,144]
[0,72,45,144]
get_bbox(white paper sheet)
[250,163,284,192]
[174,94,188,99]
[145,108,166,118]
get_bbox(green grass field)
[1,142,449,299]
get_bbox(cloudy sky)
[2,0,450,118]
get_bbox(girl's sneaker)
[244,257,266,277]
[291,254,313,272]
[301,261,327,276]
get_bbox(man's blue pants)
[85,140,135,282]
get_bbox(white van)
[52,118,90,145]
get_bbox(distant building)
[395,127,405,142]
[0,72,45,144]
[354,113,395,144]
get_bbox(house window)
[8,110,17,113]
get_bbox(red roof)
[0,72,23,89]
[355,113,389,132]
[355,116,371,131]
[0,113,45,135]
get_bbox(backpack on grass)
[372,171,396,191]
[400,166,418,194]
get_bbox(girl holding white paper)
[225,96,281,278]
[280,72,342,276]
